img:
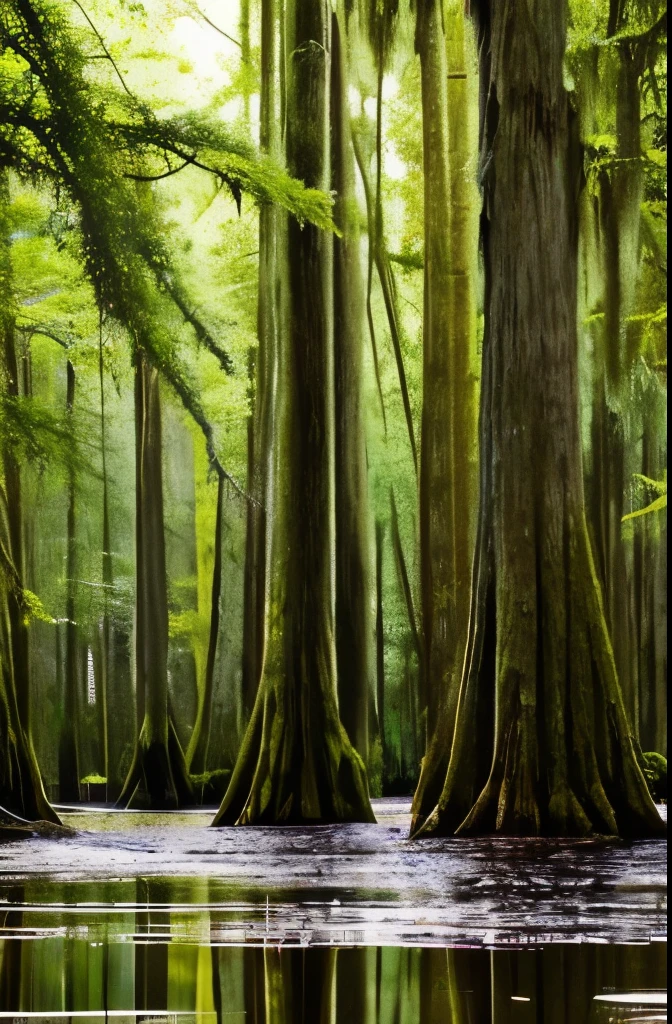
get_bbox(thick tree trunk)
[416,0,458,739]
[241,0,282,723]
[2,323,30,740]
[212,0,374,827]
[412,0,479,826]
[412,0,663,838]
[0,178,59,824]
[332,9,375,766]
[117,354,193,809]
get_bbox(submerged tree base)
[0,721,60,826]
[116,718,194,810]
[212,679,376,826]
[411,518,667,842]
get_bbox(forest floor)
[0,798,666,948]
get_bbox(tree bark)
[412,0,664,838]
[59,359,81,803]
[187,473,223,775]
[412,0,480,824]
[117,354,193,809]
[212,0,374,827]
[332,8,375,766]
[583,19,666,757]
[241,0,283,723]
[97,316,111,799]
[0,176,59,823]
[375,519,386,754]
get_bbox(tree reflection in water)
[0,929,666,1023]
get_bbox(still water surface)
[0,802,666,1021]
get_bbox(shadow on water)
[0,934,667,1022]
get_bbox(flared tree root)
[116,717,194,810]
[212,681,375,826]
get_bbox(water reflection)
[0,934,666,1023]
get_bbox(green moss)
[642,752,667,802]
[189,769,231,787]
[80,774,107,785]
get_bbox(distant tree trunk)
[412,0,479,829]
[412,0,663,838]
[98,317,111,798]
[187,473,223,775]
[59,359,81,803]
[241,0,283,722]
[584,15,666,757]
[375,519,386,753]
[213,0,374,826]
[0,177,59,823]
[351,117,417,472]
[331,8,375,766]
[117,354,193,809]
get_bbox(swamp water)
[0,800,666,1022]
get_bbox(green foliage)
[642,752,667,801]
[622,492,667,521]
[622,471,667,521]
[0,392,86,473]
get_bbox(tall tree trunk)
[97,316,111,799]
[412,0,479,826]
[584,20,666,756]
[0,176,59,823]
[375,519,385,755]
[241,0,283,722]
[213,0,374,827]
[59,359,81,803]
[331,7,375,766]
[412,0,663,838]
[117,354,193,809]
[187,473,223,774]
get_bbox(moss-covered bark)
[582,13,667,757]
[240,0,276,724]
[186,474,223,775]
[117,354,193,809]
[212,0,374,827]
[411,0,664,839]
[332,9,375,766]
[96,319,111,798]
[0,177,59,824]
[412,0,478,826]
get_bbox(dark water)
[0,804,666,1021]
[0,937,666,1022]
